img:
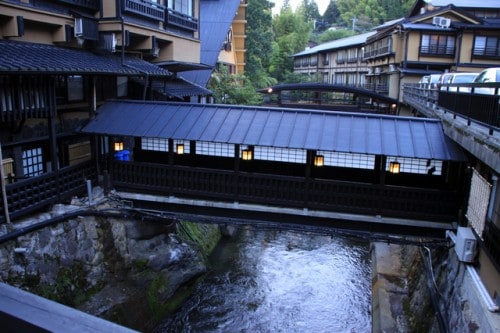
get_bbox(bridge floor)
[118,192,454,239]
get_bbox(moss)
[134,258,149,271]
[176,221,221,256]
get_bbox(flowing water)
[155,226,372,333]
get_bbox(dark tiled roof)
[82,100,466,161]
[150,77,213,98]
[0,40,170,77]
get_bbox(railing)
[0,77,55,122]
[123,0,165,21]
[166,9,198,31]
[58,0,99,10]
[0,161,97,223]
[403,83,500,133]
[109,161,459,222]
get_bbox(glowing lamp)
[176,144,184,155]
[114,141,124,151]
[314,155,324,167]
[242,149,253,161]
[389,161,400,174]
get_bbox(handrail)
[0,161,97,223]
[109,161,459,222]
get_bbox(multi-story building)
[365,0,500,101]
[293,31,376,89]
[0,0,243,221]
[293,1,500,102]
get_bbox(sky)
[272,0,329,15]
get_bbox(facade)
[0,0,244,221]
[293,1,500,102]
[293,31,376,89]
[366,1,500,101]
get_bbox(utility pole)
[0,144,11,224]
[352,17,357,31]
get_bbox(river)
[155,226,372,333]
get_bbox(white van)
[473,67,500,95]
[439,72,479,92]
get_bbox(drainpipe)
[0,144,11,225]
[117,0,150,100]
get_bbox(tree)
[245,0,276,88]
[297,0,321,23]
[270,7,312,82]
[208,66,263,105]
[322,0,341,26]
[317,29,356,43]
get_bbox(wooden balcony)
[0,161,97,223]
[123,0,165,21]
[166,8,198,31]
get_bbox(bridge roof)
[81,100,465,161]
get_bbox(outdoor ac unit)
[74,18,83,37]
[455,227,477,263]
[375,67,380,74]
[151,47,160,57]
[389,64,396,72]
[432,16,451,28]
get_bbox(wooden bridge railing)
[109,160,459,222]
[0,161,97,223]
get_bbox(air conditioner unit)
[367,68,373,75]
[439,17,451,28]
[432,16,440,25]
[455,227,477,263]
[375,67,380,74]
[74,18,83,37]
[433,16,451,28]
[389,64,396,72]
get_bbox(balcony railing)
[166,9,198,31]
[108,161,459,222]
[58,0,99,10]
[0,161,97,223]
[420,45,455,56]
[123,0,165,21]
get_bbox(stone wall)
[0,189,221,331]
[372,241,498,333]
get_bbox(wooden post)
[0,144,11,224]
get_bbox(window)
[337,50,346,64]
[317,151,375,169]
[168,0,193,16]
[197,142,234,157]
[473,36,500,57]
[22,147,44,177]
[67,75,84,101]
[420,34,455,56]
[347,48,358,63]
[117,77,128,97]
[385,157,442,175]
[254,146,306,164]
[323,53,329,65]
[141,137,169,152]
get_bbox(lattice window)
[318,151,375,169]
[141,137,169,152]
[197,141,234,157]
[254,146,307,164]
[174,139,190,154]
[385,156,443,175]
[22,147,44,177]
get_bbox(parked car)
[472,67,500,94]
[439,72,479,92]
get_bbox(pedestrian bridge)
[76,99,466,237]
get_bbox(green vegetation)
[210,0,414,103]
[176,220,221,256]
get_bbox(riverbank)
[0,187,222,332]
